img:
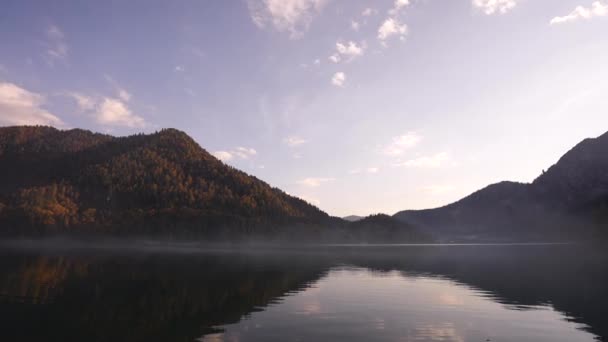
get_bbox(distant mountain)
[342,215,364,222]
[0,126,331,238]
[394,131,608,242]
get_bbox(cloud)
[329,41,365,64]
[0,82,63,126]
[95,97,144,128]
[233,146,257,158]
[247,0,328,39]
[45,25,68,64]
[65,84,144,128]
[213,151,233,161]
[331,72,346,87]
[213,147,257,162]
[351,20,360,31]
[382,132,422,156]
[284,136,308,146]
[66,92,96,111]
[350,167,380,175]
[397,152,450,168]
[420,184,456,195]
[174,65,185,72]
[550,1,608,24]
[472,0,518,15]
[297,177,335,187]
[378,18,408,44]
[389,0,410,16]
[104,75,132,102]
[362,8,377,16]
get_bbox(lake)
[0,243,606,342]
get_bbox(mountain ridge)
[394,131,608,241]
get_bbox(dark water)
[0,243,607,342]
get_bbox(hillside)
[394,132,608,241]
[0,126,331,238]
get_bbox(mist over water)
[1,242,606,342]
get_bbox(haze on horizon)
[0,0,607,217]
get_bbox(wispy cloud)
[331,72,346,87]
[0,82,63,126]
[297,177,335,187]
[396,152,451,168]
[362,8,377,16]
[284,135,308,147]
[66,92,96,111]
[213,151,234,161]
[213,147,257,162]
[45,25,68,65]
[247,0,328,39]
[472,0,518,15]
[381,132,422,156]
[550,1,608,24]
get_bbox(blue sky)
[1,0,607,216]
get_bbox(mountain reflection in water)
[0,244,606,342]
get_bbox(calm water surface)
[0,244,606,342]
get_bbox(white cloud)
[550,1,608,24]
[329,54,341,63]
[284,136,308,146]
[0,82,63,126]
[174,65,185,72]
[378,18,408,44]
[397,152,450,168]
[362,8,377,16]
[351,20,360,31]
[297,177,335,187]
[234,146,257,158]
[66,82,144,128]
[213,151,233,161]
[313,58,321,65]
[213,146,257,162]
[331,72,346,87]
[117,88,131,102]
[66,92,96,111]
[389,0,410,15]
[420,184,456,195]
[382,132,422,156]
[472,0,518,15]
[334,41,365,61]
[95,97,144,128]
[247,0,328,39]
[367,167,380,174]
[45,25,68,64]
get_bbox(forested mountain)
[0,126,333,238]
[394,131,608,242]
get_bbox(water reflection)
[0,244,606,342]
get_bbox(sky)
[1,0,607,217]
